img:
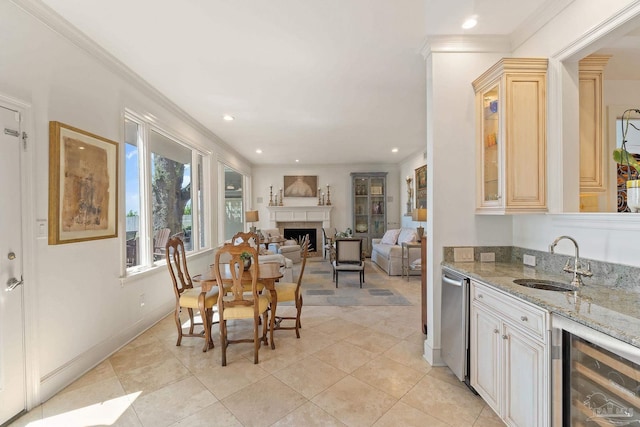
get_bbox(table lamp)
[412,208,427,240]
[245,210,259,233]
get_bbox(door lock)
[8,251,16,260]
[6,276,23,292]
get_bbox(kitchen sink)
[513,278,575,292]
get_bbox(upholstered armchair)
[261,228,302,264]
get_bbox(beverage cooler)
[552,315,640,426]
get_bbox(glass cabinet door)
[351,172,387,257]
[370,177,385,237]
[482,85,500,204]
[354,177,369,234]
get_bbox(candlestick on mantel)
[326,184,331,205]
[317,188,322,206]
[268,185,274,206]
[278,189,284,206]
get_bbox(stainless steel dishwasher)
[441,267,475,391]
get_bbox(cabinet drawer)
[472,281,547,340]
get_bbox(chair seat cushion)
[332,261,364,271]
[179,287,219,309]
[267,282,298,302]
[222,295,269,320]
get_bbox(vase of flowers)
[240,251,252,270]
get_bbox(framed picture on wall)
[48,121,118,244]
[283,175,318,197]
[415,165,426,209]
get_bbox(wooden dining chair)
[166,236,217,351]
[267,234,309,338]
[322,227,335,260]
[231,231,259,246]
[214,243,269,366]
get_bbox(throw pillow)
[380,229,401,245]
[397,228,418,244]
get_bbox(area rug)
[294,258,411,306]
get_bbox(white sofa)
[371,228,421,276]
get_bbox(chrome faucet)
[549,235,592,288]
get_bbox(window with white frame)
[223,165,244,241]
[125,114,208,269]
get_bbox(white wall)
[423,49,514,365]
[1,2,251,404]
[251,164,401,232]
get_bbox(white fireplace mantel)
[266,206,333,228]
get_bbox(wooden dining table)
[192,262,283,352]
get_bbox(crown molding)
[552,1,640,62]
[511,0,575,51]
[11,0,247,162]
[420,35,511,58]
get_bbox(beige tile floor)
[10,260,504,427]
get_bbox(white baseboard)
[423,340,445,367]
[38,302,173,404]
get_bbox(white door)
[0,105,26,424]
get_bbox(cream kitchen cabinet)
[470,280,550,427]
[472,58,548,214]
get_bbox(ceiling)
[37,0,566,166]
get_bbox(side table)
[401,241,421,280]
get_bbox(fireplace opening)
[283,228,317,252]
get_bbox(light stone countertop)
[442,261,640,349]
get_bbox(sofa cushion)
[397,228,418,244]
[372,243,401,258]
[380,228,401,245]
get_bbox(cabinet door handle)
[493,329,499,334]
[478,294,483,299]
[502,335,509,340]
[520,316,528,322]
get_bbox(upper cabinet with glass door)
[473,58,548,214]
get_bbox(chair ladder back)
[214,243,260,307]
[166,236,193,298]
[231,231,259,247]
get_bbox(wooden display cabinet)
[472,58,548,214]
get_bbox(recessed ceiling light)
[295,159,299,162]
[462,16,477,29]
[391,148,399,153]
[256,149,262,154]
[223,114,234,121]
